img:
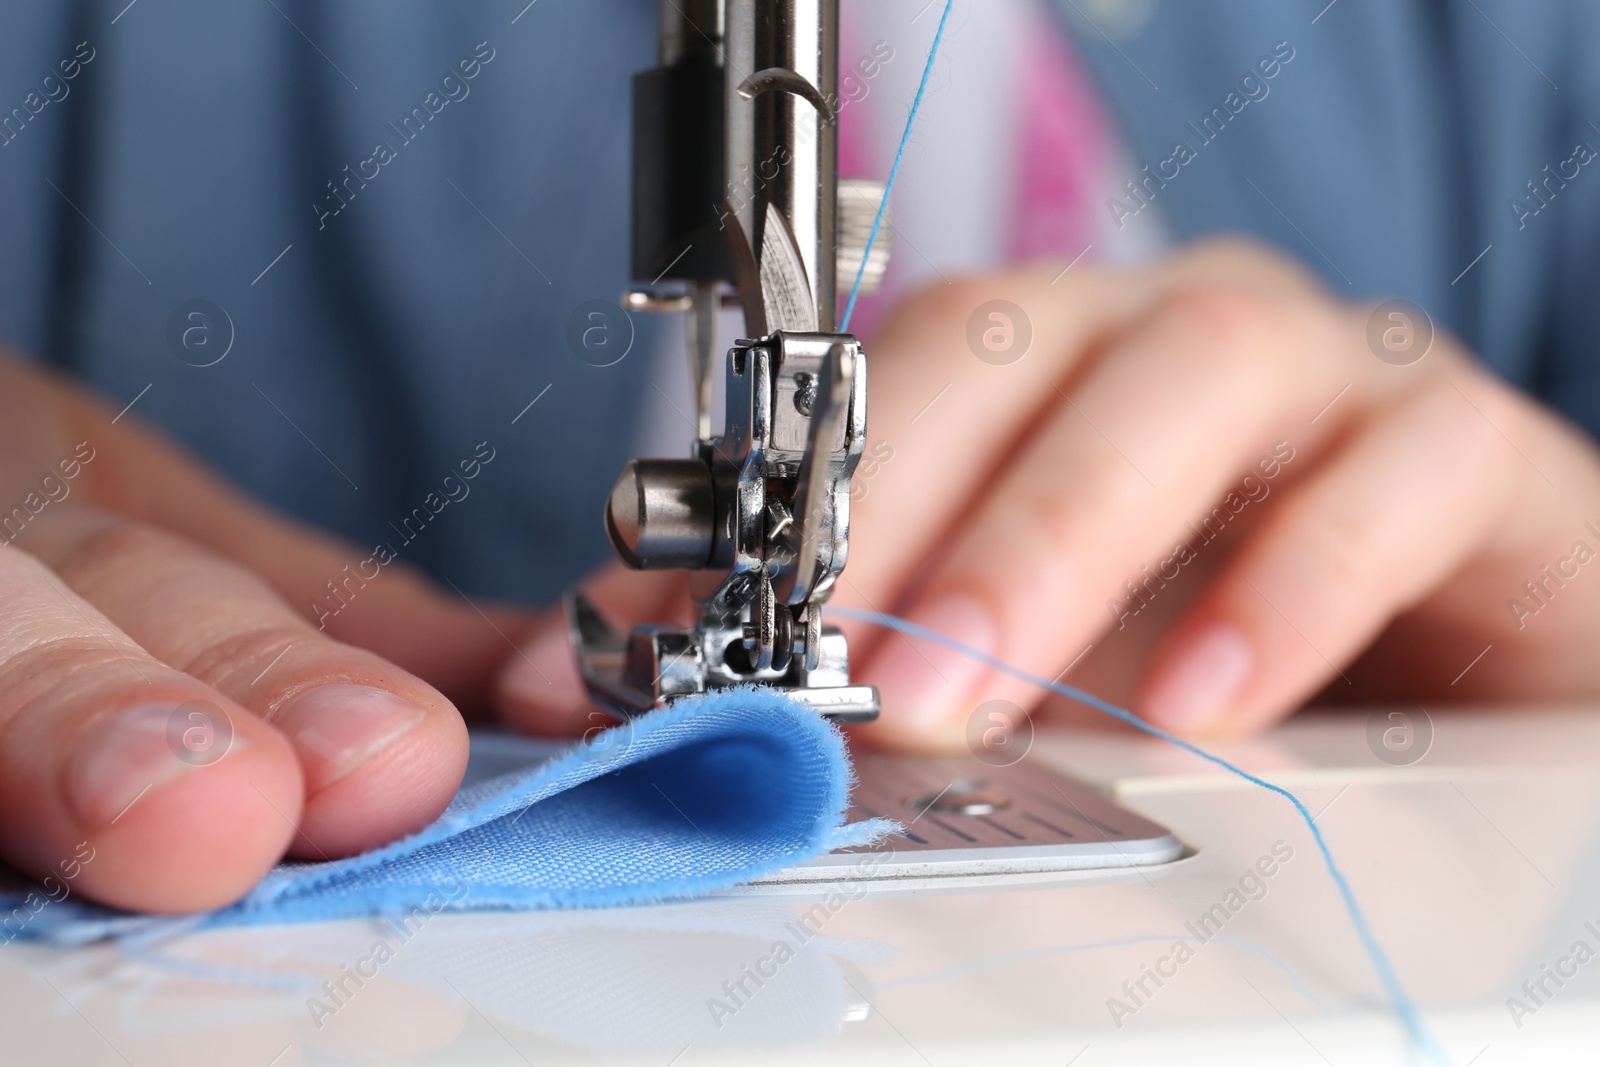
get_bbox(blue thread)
[829,604,1450,1065]
[839,0,955,332]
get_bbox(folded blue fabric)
[0,687,888,944]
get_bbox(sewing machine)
[4,7,1596,1064]
[566,0,882,722]
[558,0,1191,882]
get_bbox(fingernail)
[871,595,999,731]
[500,626,582,709]
[64,705,192,828]
[1143,626,1253,733]
[272,685,426,793]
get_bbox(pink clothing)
[1008,4,1107,262]
[836,2,1110,337]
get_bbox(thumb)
[494,564,687,735]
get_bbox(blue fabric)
[0,688,889,943]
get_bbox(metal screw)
[793,372,818,416]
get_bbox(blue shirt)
[0,0,1593,604]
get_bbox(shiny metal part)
[801,603,822,671]
[779,339,854,606]
[566,590,878,722]
[575,0,887,722]
[616,283,723,441]
[757,203,820,333]
[748,755,1186,885]
[725,0,840,332]
[836,178,891,297]
[623,288,694,313]
[604,458,715,569]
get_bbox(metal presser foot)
[567,0,885,724]
[565,327,877,724]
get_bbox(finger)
[856,284,1357,747]
[20,509,469,859]
[17,360,528,713]
[837,264,1146,656]
[1137,372,1522,736]
[838,239,1331,665]
[494,564,686,735]
[0,545,302,914]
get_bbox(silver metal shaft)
[725,0,840,332]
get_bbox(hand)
[502,238,1600,750]
[0,354,532,913]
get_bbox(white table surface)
[4,706,1597,1066]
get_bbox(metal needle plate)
[750,753,1184,885]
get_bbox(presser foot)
[564,590,879,722]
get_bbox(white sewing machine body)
[6,706,1597,1066]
